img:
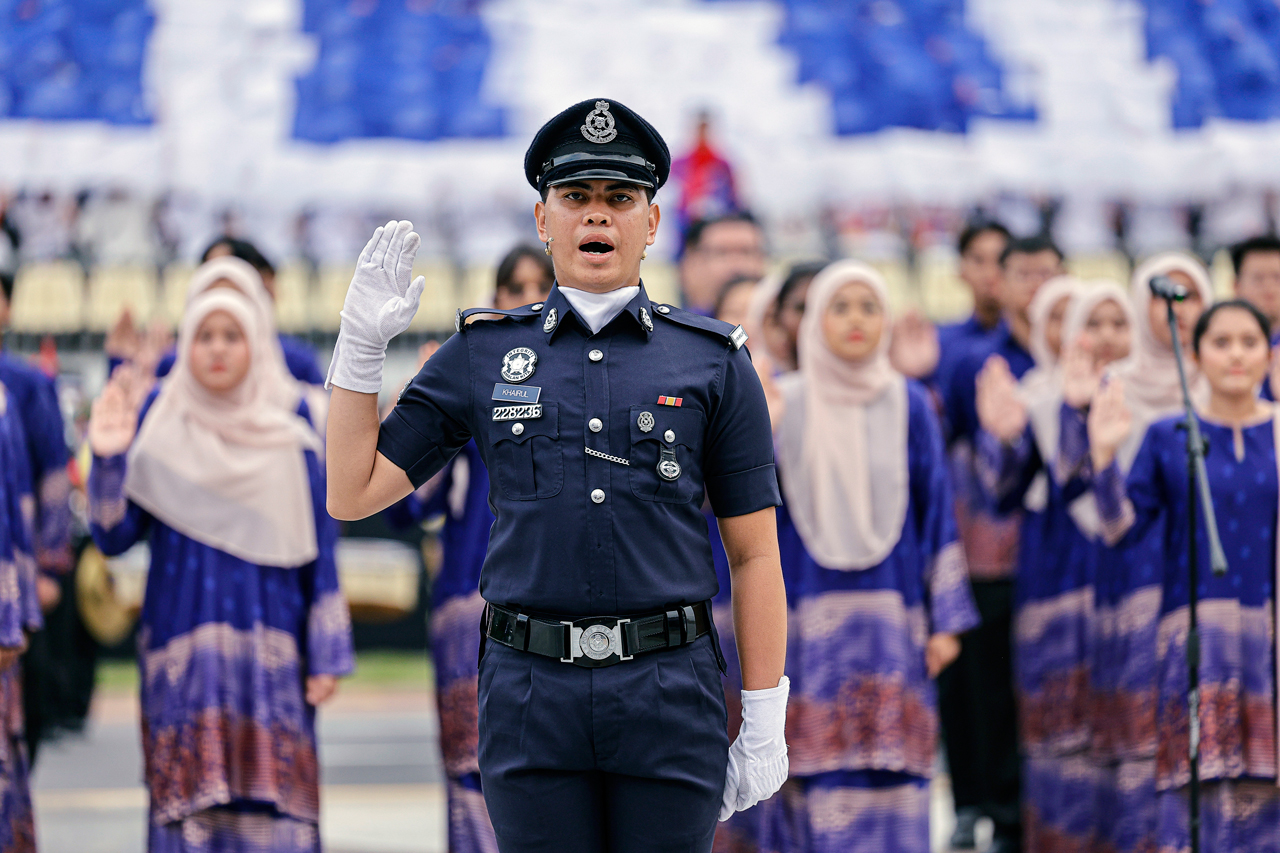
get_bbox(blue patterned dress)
[975,406,1103,852]
[88,396,354,853]
[385,440,498,853]
[718,382,979,853]
[0,382,41,853]
[1094,413,1280,853]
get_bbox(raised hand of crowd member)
[975,354,1027,443]
[925,632,962,678]
[104,308,142,362]
[888,309,940,379]
[88,373,140,458]
[754,352,786,430]
[1061,334,1102,410]
[1086,377,1132,473]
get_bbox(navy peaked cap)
[524,98,670,194]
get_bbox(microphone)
[1149,274,1188,302]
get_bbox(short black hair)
[496,244,554,293]
[682,211,760,255]
[776,260,826,307]
[200,236,276,278]
[957,219,1011,256]
[0,273,12,304]
[1192,298,1271,355]
[1229,234,1280,276]
[1000,235,1064,267]
[713,274,757,321]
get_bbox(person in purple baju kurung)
[1051,254,1215,853]
[87,267,353,853]
[719,262,978,853]
[975,279,1140,852]
[1087,299,1280,853]
[0,381,43,853]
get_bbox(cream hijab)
[125,289,322,567]
[1019,276,1086,411]
[185,256,301,407]
[776,260,909,570]
[1110,252,1214,471]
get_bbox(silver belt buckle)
[561,618,632,663]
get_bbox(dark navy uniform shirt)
[377,283,781,617]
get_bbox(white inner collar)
[558,285,640,334]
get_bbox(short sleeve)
[702,345,781,518]
[376,334,474,489]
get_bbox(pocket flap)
[628,405,705,447]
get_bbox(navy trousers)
[477,634,730,853]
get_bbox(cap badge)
[501,347,538,383]
[543,307,558,333]
[639,306,653,332]
[581,101,618,144]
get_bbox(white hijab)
[776,260,909,570]
[125,288,322,567]
[1110,252,1214,471]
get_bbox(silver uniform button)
[511,423,524,436]
[657,305,670,314]
[664,429,675,443]
[591,489,605,504]
[589,418,603,433]
[531,303,544,311]
[589,349,604,362]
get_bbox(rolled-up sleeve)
[376,334,474,489]
[702,345,781,518]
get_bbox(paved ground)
[31,669,973,853]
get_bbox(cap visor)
[546,168,655,189]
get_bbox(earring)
[642,251,647,260]
[544,239,553,256]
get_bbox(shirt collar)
[541,281,655,342]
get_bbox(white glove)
[719,675,790,821]
[325,220,426,393]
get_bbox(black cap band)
[540,152,657,188]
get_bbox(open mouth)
[579,238,615,257]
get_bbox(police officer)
[325,98,789,853]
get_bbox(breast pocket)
[487,403,563,500]
[628,405,705,504]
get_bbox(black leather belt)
[483,601,713,668]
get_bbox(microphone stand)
[1162,295,1229,853]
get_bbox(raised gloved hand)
[720,675,789,821]
[325,220,426,394]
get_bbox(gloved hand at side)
[719,675,789,821]
[325,220,426,394]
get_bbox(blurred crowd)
[1,164,1280,853]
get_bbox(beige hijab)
[776,260,909,570]
[125,289,322,567]
[1020,276,1086,412]
[1110,253,1214,471]
[185,256,301,408]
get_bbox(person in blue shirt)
[0,379,45,853]
[1230,234,1280,333]
[324,98,789,853]
[932,220,1011,393]
[383,242,553,853]
[938,233,1066,853]
[0,274,72,586]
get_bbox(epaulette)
[650,303,748,350]
[455,303,542,333]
